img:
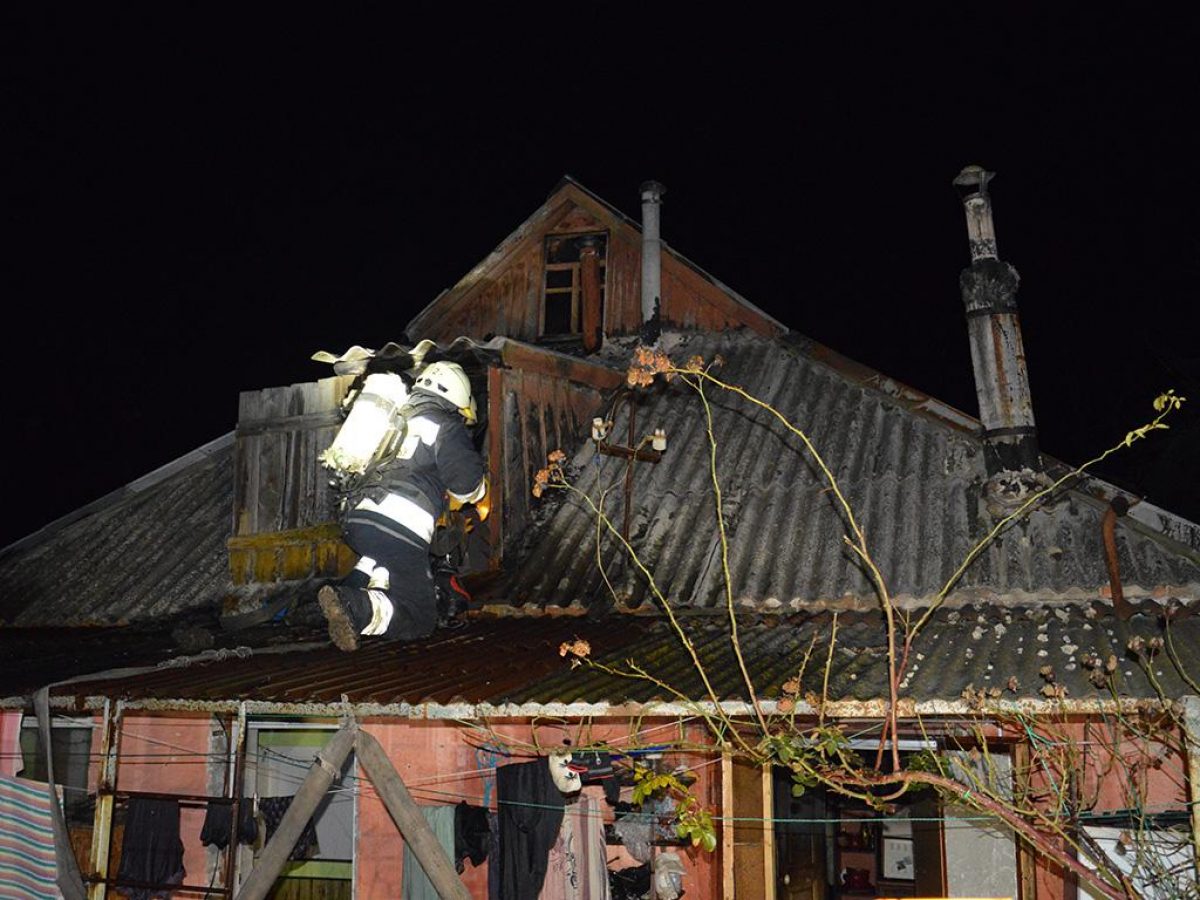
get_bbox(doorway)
[237,722,356,899]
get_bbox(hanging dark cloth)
[608,864,650,900]
[487,810,502,900]
[115,798,185,900]
[496,759,565,900]
[454,800,491,872]
[258,796,320,860]
[199,800,259,849]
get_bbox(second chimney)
[953,165,1048,516]
[640,180,666,345]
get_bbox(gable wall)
[408,185,783,347]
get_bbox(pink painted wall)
[82,711,1190,899]
[356,717,721,898]
[1026,718,1188,900]
[114,713,215,889]
[0,710,22,777]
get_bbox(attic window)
[541,232,607,337]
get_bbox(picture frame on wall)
[881,837,915,880]
[880,813,912,838]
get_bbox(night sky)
[6,9,1198,550]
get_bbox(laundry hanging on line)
[199,798,258,849]
[258,795,320,860]
[0,773,61,900]
[115,797,185,900]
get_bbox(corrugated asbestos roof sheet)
[0,435,235,625]
[499,330,1200,612]
[2,330,1197,640]
[18,603,1200,710]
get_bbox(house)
[0,174,1197,899]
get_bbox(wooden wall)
[419,245,544,343]
[230,375,355,584]
[491,366,608,561]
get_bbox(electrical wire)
[9,716,1189,828]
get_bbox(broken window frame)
[540,231,607,339]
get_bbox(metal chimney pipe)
[953,166,1046,515]
[639,180,666,345]
[955,165,999,262]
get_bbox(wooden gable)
[405,179,785,347]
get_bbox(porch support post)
[354,729,471,900]
[1012,741,1038,900]
[1183,695,1200,880]
[721,753,735,898]
[88,699,123,900]
[235,720,358,900]
[221,702,247,894]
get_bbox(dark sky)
[5,8,1199,550]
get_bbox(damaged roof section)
[500,329,1200,613]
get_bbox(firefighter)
[318,360,487,651]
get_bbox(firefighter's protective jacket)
[344,392,485,546]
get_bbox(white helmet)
[415,361,477,423]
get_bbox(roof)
[8,601,1197,715]
[497,329,1200,613]
[0,434,236,626]
[3,180,1199,716]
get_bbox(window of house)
[20,717,94,820]
[541,232,607,338]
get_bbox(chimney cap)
[953,165,995,195]
[640,180,667,199]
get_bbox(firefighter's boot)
[319,585,368,652]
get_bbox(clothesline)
[15,710,706,762]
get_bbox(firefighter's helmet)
[415,361,477,423]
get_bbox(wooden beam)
[1183,696,1200,882]
[235,721,357,900]
[597,442,663,463]
[354,729,471,900]
[721,753,735,898]
[87,699,122,900]
[1012,741,1039,900]
[762,764,775,900]
[487,365,504,569]
[500,340,624,391]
